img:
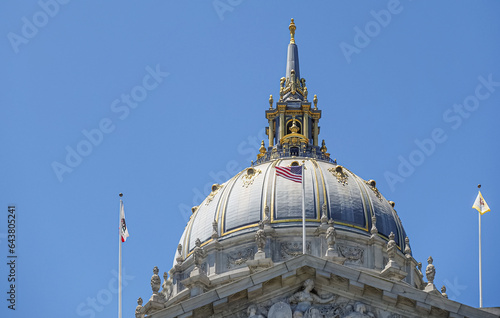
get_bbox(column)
[279,112,285,141]
[303,112,309,140]
[313,119,318,146]
[268,118,274,147]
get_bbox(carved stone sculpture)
[263,205,270,224]
[344,302,376,317]
[321,203,328,224]
[160,272,172,301]
[288,279,335,317]
[176,244,183,265]
[423,256,440,294]
[247,304,265,318]
[211,220,218,240]
[325,219,336,250]
[268,301,292,318]
[404,236,411,256]
[151,266,161,294]
[255,221,266,253]
[193,238,206,270]
[426,256,435,284]
[416,262,424,282]
[370,215,378,235]
[441,285,448,298]
[387,232,396,260]
[307,307,321,318]
[135,297,144,318]
[247,222,273,272]
[380,232,407,280]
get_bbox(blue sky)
[1,1,500,317]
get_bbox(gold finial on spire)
[289,18,296,44]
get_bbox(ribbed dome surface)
[175,158,407,263]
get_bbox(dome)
[135,20,495,318]
[161,19,420,303]
[175,158,407,263]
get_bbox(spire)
[285,18,300,82]
[262,19,327,164]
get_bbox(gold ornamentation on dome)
[290,69,297,95]
[257,140,267,159]
[329,165,348,186]
[320,139,330,158]
[205,184,222,205]
[242,167,261,188]
[290,117,300,134]
[269,94,273,109]
[279,77,286,101]
[313,94,318,110]
[320,140,327,153]
[365,179,383,201]
[289,18,296,44]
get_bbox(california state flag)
[472,191,491,215]
[120,200,130,242]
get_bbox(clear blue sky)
[1,1,500,317]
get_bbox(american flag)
[276,165,303,183]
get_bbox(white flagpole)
[119,193,123,318]
[479,211,483,308]
[302,165,306,254]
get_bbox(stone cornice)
[149,254,494,318]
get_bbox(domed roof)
[144,20,424,309]
[175,158,407,263]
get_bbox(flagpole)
[302,164,306,254]
[479,211,483,308]
[119,193,123,318]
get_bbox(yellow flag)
[472,191,491,215]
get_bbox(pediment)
[147,255,495,318]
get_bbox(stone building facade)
[134,20,499,318]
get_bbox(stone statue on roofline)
[193,238,206,271]
[151,266,161,294]
[426,256,435,284]
[255,221,266,253]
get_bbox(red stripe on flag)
[276,166,302,183]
